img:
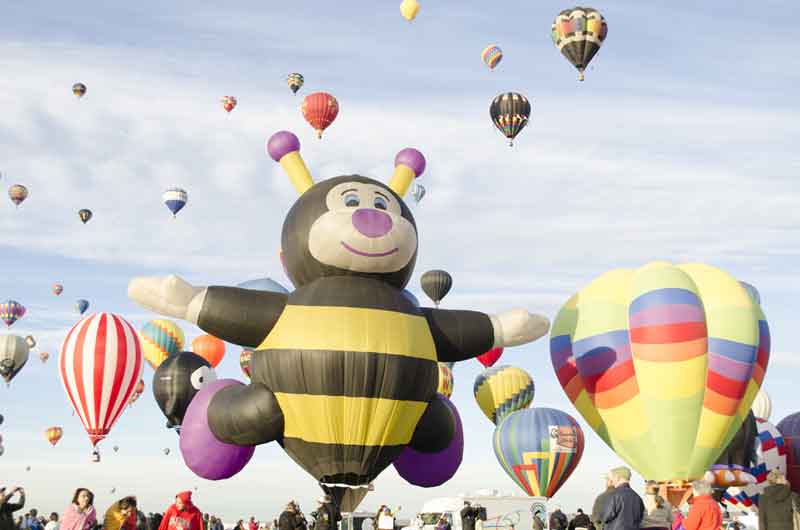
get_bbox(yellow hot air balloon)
[550,262,770,503]
[400,0,420,22]
[473,365,535,424]
[437,363,453,398]
[45,426,63,446]
[139,319,185,370]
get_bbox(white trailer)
[402,491,548,530]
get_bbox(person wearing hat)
[600,467,644,530]
[279,503,303,530]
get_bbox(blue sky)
[1,0,799,523]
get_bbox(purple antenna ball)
[267,131,301,161]
[395,148,426,177]
[179,378,255,480]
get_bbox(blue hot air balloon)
[163,187,188,217]
[75,299,89,315]
[236,278,290,294]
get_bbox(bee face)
[282,175,418,289]
[307,181,417,274]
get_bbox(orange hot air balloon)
[301,92,339,139]
[39,351,49,363]
[192,334,225,368]
[45,426,63,446]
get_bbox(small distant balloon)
[421,270,453,307]
[163,447,171,455]
[75,299,89,315]
[78,209,92,224]
[0,414,4,425]
[287,73,304,95]
[26,465,31,471]
[8,184,28,208]
[481,44,503,70]
[1,300,26,327]
[411,183,426,204]
[45,426,64,446]
[113,445,119,453]
[400,0,420,21]
[72,83,87,98]
[25,335,36,349]
[52,283,63,296]
[490,92,531,147]
[39,351,49,363]
[110,487,116,494]
[163,187,188,217]
[301,92,339,139]
[221,96,237,113]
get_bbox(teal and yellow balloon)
[493,407,584,498]
[473,365,534,425]
[139,319,185,370]
[550,262,770,487]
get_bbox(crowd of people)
[2,468,799,530]
[545,466,800,530]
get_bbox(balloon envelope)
[477,347,503,368]
[163,187,188,217]
[490,92,531,146]
[192,335,225,368]
[301,92,339,139]
[180,378,255,479]
[75,299,89,315]
[550,262,770,483]
[723,418,787,511]
[777,413,800,492]
[420,270,452,306]
[474,365,534,425]
[493,407,584,498]
[551,7,608,81]
[45,426,63,446]
[153,351,218,429]
[752,389,772,421]
[140,319,185,370]
[0,335,29,384]
[236,278,289,294]
[0,300,26,327]
[393,395,463,487]
[59,313,144,446]
[437,363,453,399]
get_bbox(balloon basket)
[660,481,693,508]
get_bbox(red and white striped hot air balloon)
[58,313,144,448]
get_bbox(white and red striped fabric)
[59,313,144,446]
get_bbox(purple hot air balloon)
[393,394,463,487]
[179,379,255,480]
[0,300,26,327]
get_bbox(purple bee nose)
[351,208,393,238]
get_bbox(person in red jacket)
[157,492,203,530]
[682,481,721,530]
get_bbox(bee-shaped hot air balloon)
[287,73,304,95]
[127,130,550,505]
[550,262,770,504]
[551,7,608,81]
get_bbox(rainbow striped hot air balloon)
[474,365,535,425]
[481,44,503,70]
[139,319,185,370]
[493,407,584,498]
[550,262,770,491]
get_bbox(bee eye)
[344,193,360,207]
[373,196,388,210]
